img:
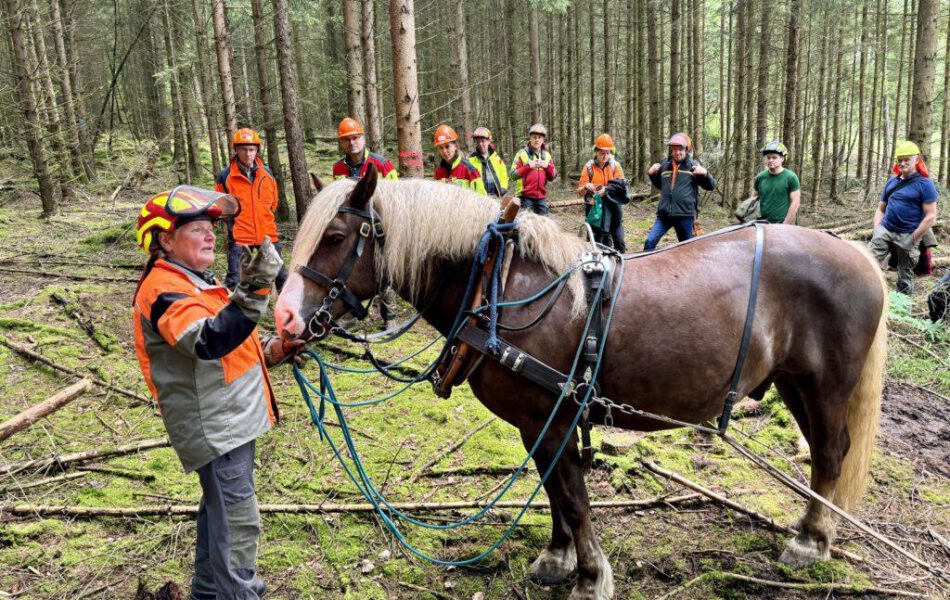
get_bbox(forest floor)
[0,139,948,600]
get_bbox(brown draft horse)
[275,167,887,600]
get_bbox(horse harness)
[296,205,385,339]
[299,200,767,464]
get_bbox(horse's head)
[275,164,383,342]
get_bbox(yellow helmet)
[894,140,920,158]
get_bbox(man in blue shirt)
[868,141,939,294]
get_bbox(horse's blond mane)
[292,178,587,314]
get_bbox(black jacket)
[648,157,716,218]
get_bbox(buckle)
[328,287,340,300]
[359,222,371,237]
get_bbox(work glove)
[262,336,309,368]
[231,236,283,322]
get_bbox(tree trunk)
[3,0,55,214]
[589,1,596,139]
[892,0,910,158]
[343,0,365,123]
[781,2,801,165]
[251,0,289,221]
[505,0,518,155]
[829,18,844,203]
[646,0,659,158]
[669,0,680,134]
[190,0,222,177]
[272,0,311,219]
[449,0,473,151]
[26,0,73,194]
[161,0,188,182]
[389,0,424,178]
[362,0,383,152]
[810,17,832,207]
[731,0,749,206]
[940,0,950,183]
[856,4,868,179]
[529,4,542,124]
[47,0,90,179]
[754,0,770,150]
[909,0,937,158]
[212,0,238,138]
[603,0,613,132]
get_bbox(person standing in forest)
[751,141,801,224]
[432,124,485,193]
[215,128,288,291]
[133,187,300,600]
[468,127,508,197]
[577,133,627,250]
[332,117,399,328]
[644,132,716,249]
[332,117,399,180]
[509,123,557,215]
[868,141,939,295]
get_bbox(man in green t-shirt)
[752,141,801,224]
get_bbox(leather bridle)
[296,205,384,340]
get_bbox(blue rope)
[291,244,627,566]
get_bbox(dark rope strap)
[718,222,765,434]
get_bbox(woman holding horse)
[276,167,886,600]
[133,187,298,599]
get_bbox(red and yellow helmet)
[136,186,239,253]
[433,124,459,147]
[231,127,261,148]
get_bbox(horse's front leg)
[522,423,614,599]
[528,454,576,584]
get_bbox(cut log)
[0,379,92,442]
[0,493,706,518]
[0,267,138,283]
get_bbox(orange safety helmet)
[232,127,262,148]
[136,187,239,253]
[338,117,365,139]
[472,127,493,141]
[433,124,459,147]
[667,132,692,151]
[595,133,615,151]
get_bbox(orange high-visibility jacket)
[577,158,625,204]
[215,156,279,245]
[133,259,278,472]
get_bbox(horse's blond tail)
[834,248,888,511]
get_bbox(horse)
[274,166,887,600]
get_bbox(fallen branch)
[423,464,533,478]
[0,337,151,405]
[0,471,88,493]
[411,417,497,482]
[640,460,862,562]
[50,293,110,352]
[891,332,950,367]
[653,571,927,600]
[76,465,156,482]
[0,266,138,283]
[0,379,93,442]
[0,437,169,476]
[0,492,706,518]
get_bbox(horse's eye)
[329,234,346,246]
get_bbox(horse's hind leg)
[778,380,851,567]
[523,424,613,599]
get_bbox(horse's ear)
[309,172,324,193]
[350,162,378,210]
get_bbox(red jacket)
[332,150,398,180]
[215,156,279,245]
[511,147,556,199]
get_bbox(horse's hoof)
[779,537,829,568]
[529,546,577,585]
[567,553,614,599]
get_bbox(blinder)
[296,203,384,339]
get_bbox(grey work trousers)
[190,439,265,600]
[868,226,919,295]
